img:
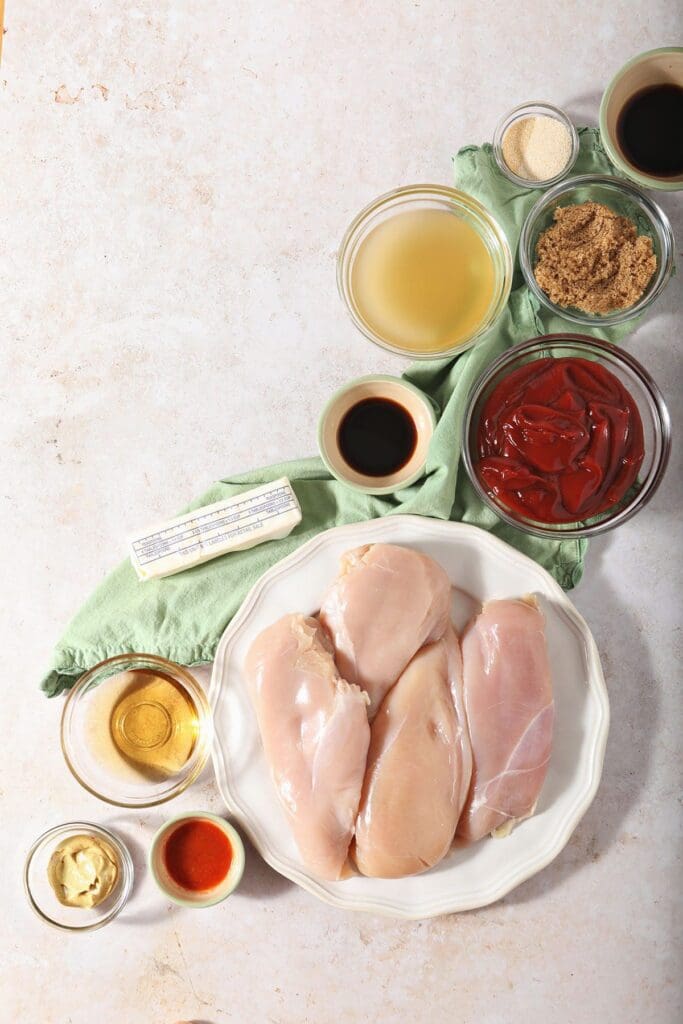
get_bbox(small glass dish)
[24,822,134,931]
[462,334,671,540]
[61,653,213,808]
[337,184,512,360]
[519,173,674,327]
[492,102,579,189]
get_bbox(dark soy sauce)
[616,83,683,177]
[338,397,418,477]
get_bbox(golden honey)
[350,208,496,355]
[109,670,200,779]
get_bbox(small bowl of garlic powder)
[493,101,579,189]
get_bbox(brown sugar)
[533,201,657,314]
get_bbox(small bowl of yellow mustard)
[24,821,134,931]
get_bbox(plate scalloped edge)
[209,515,610,919]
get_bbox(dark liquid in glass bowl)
[616,83,683,177]
[338,397,417,477]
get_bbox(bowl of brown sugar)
[519,174,674,326]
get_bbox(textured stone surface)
[1,3,681,1023]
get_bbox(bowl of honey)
[61,653,213,807]
[337,184,512,360]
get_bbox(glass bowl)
[337,184,512,360]
[599,47,683,192]
[61,653,213,808]
[519,174,674,327]
[24,822,134,931]
[462,334,671,539]
[493,101,579,189]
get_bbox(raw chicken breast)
[457,597,554,842]
[445,625,474,815]
[353,626,471,878]
[319,544,451,718]
[245,614,371,880]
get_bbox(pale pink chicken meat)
[353,626,471,878]
[245,614,370,880]
[457,597,554,842]
[319,544,452,718]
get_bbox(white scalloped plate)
[209,516,609,919]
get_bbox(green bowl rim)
[149,812,246,908]
[599,46,683,192]
[317,374,438,495]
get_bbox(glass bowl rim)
[519,172,675,326]
[492,100,580,189]
[462,332,672,539]
[598,46,683,193]
[60,652,213,808]
[23,820,134,932]
[336,183,513,360]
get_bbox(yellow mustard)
[47,834,119,908]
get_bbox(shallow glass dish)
[61,653,213,808]
[337,184,512,360]
[519,174,674,327]
[24,822,134,931]
[462,334,671,539]
[492,101,579,189]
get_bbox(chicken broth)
[350,208,497,355]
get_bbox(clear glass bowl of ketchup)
[463,334,671,539]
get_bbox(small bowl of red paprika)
[150,813,245,908]
[463,334,671,539]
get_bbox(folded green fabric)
[42,128,637,696]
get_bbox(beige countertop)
[1,3,681,1022]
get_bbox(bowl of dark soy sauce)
[317,375,437,494]
[600,47,683,191]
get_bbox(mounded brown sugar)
[534,201,656,314]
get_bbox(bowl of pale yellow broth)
[337,185,513,360]
[61,653,213,808]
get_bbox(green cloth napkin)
[41,128,635,697]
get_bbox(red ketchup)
[476,357,644,524]
[164,819,233,892]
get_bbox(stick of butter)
[129,477,302,581]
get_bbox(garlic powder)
[501,115,572,182]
